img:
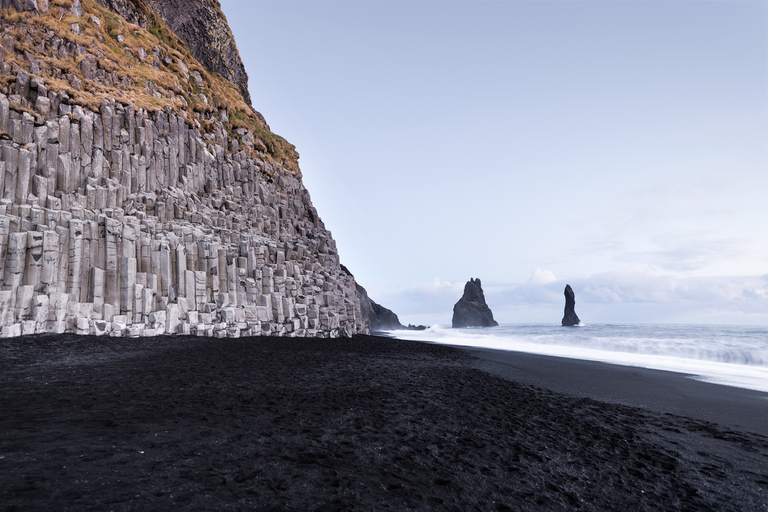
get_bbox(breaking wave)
[389,323,768,393]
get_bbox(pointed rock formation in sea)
[452,278,498,328]
[561,284,581,326]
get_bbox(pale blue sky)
[220,0,767,325]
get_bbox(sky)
[219,0,767,325]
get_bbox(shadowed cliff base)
[343,266,427,332]
[343,265,404,331]
[1,334,766,511]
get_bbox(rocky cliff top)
[0,0,298,172]
[95,0,254,110]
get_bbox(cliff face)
[0,0,366,338]
[351,279,404,332]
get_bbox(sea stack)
[452,278,499,328]
[561,284,581,326]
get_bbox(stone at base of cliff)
[352,278,406,331]
[452,278,498,328]
[561,284,580,326]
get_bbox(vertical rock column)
[0,86,367,337]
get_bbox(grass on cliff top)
[0,0,299,173]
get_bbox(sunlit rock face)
[452,278,498,328]
[0,1,366,338]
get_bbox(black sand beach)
[467,347,768,437]
[1,334,766,511]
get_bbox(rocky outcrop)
[561,284,580,326]
[0,0,48,14]
[142,0,252,108]
[0,91,364,338]
[344,266,427,332]
[452,278,498,328]
[344,264,401,331]
[95,0,253,108]
[353,280,404,332]
[0,1,366,338]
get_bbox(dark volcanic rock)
[370,301,404,331]
[346,268,404,331]
[452,278,498,328]
[561,284,581,326]
[353,282,427,332]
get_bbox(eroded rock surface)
[452,278,498,328]
[561,284,580,326]
[354,281,404,332]
[0,1,366,338]
[94,0,252,107]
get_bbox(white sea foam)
[389,323,768,393]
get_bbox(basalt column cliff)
[0,0,367,338]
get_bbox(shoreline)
[460,344,768,437]
[382,322,768,401]
[1,333,766,510]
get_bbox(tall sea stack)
[452,278,498,328]
[561,284,580,326]
[0,0,367,338]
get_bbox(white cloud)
[528,268,557,284]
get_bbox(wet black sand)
[466,347,768,437]
[1,334,767,511]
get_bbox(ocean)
[388,323,768,393]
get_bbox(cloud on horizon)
[613,234,751,273]
[375,272,768,326]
